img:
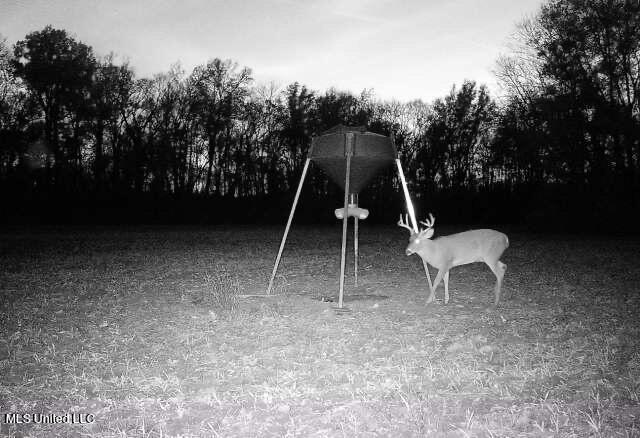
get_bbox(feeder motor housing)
[335,204,369,220]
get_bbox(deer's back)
[434,229,508,265]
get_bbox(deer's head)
[398,213,435,256]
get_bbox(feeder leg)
[396,159,419,232]
[354,216,359,287]
[338,154,352,309]
[396,158,433,291]
[266,158,311,295]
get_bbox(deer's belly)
[452,254,484,265]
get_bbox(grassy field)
[0,225,639,437]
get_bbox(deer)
[398,213,509,305]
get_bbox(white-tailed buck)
[398,213,509,305]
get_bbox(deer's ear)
[424,228,434,239]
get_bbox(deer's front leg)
[427,269,445,304]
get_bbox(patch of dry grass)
[0,226,639,437]
[184,268,240,316]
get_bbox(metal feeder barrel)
[308,125,397,193]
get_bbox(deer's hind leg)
[486,260,507,305]
[443,270,450,304]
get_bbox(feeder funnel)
[309,125,396,193]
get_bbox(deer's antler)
[419,213,435,230]
[397,214,413,233]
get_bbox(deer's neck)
[417,239,448,269]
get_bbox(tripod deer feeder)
[266,125,428,308]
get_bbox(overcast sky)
[1,0,543,102]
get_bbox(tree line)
[1,0,639,229]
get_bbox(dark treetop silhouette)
[2,0,640,230]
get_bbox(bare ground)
[0,225,639,437]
